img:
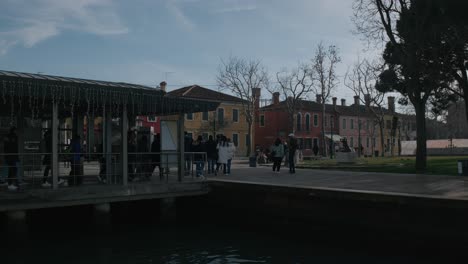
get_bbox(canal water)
[0,201,452,263]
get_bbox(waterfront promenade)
[2,158,468,213]
[209,160,468,206]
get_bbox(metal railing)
[0,151,208,191]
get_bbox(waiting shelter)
[0,70,219,190]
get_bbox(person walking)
[270,138,285,173]
[4,127,19,190]
[205,135,217,175]
[288,133,298,174]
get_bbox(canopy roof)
[0,70,220,117]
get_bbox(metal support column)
[104,107,112,184]
[52,102,59,189]
[178,114,184,182]
[121,106,128,186]
[16,113,24,182]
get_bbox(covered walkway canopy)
[0,70,219,118]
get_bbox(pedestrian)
[4,127,19,190]
[41,129,52,187]
[288,133,298,174]
[151,133,163,180]
[191,135,206,179]
[270,138,285,173]
[205,135,217,175]
[69,134,83,185]
[283,142,289,167]
[137,135,151,180]
[184,132,193,175]
[226,138,236,175]
[216,136,229,176]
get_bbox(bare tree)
[313,43,341,157]
[217,56,269,156]
[344,58,387,157]
[269,63,314,134]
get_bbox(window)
[366,137,369,148]
[186,113,193,120]
[350,137,354,147]
[260,114,265,127]
[386,120,392,129]
[342,118,347,129]
[313,114,319,127]
[296,113,302,131]
[350,119,354,129]
[324,116,328,127]
[331,117,334,128]
[232,133,238,146]
[245,134,250,147]
[147,116,157,122]
[305,114,310,131]
[305,138,312,149]
[373,137,376,147]
[232,109,239,122]
[217,108,224,124]
[202,111,208,121]
[366,120,369,130]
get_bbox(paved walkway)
[209,161,468,201]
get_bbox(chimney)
[364,94,371,107]
[316,94,322,104]
[332,97,337,110]
[388,96,395,113]
[341,98,346,106]
[272,92,280,105]
[252,87,261,110]
[159,81,167,92]
[354,95,360,106]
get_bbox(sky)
[0,0,381,103]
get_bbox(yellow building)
[167,85,249,156]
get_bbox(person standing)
[128,131,137,182]
[205,135,217,175]
[271,138,285,173]
[184,132,193,175]
[226,138,236,175]
[151,133,163,180]
[288,133,298,174]
[69,134,83,185]
[191,135,206,179]
[4,127,19,190]
[216,136,229,176]
[41,129,52,187]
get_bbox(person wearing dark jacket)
[191,135,206,178]
[270,138,285,173]
[151,133,163,179]
[288,133,298,174]
[205,135,217,174]
[184,132,193,175]
[4,127,19,190]
[42,129,52,187]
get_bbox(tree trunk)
[414,100,427,173]
[247,122,252,157]
[321,102,326,157]
[379,121,385,157]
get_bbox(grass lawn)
[300,156,468,176]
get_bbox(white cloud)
[0,0,128,55]
[166,0,196,31]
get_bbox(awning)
[324,134,342,142]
